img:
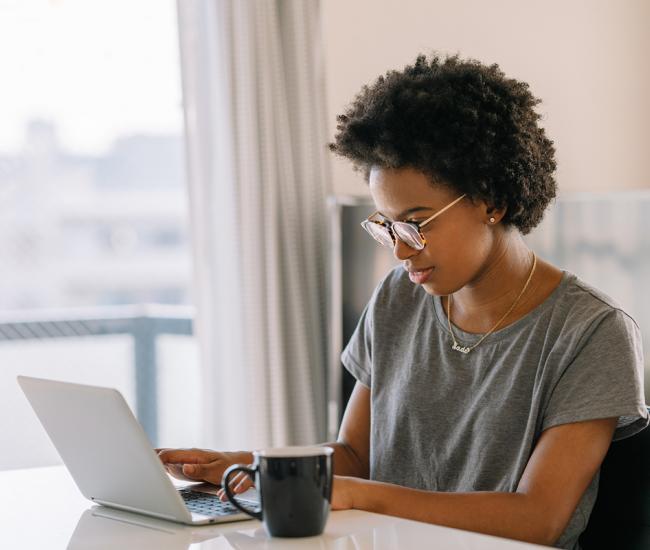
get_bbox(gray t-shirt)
[341,266,648,550]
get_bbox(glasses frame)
[361,194,467,250]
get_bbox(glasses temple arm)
[418,194,467,229]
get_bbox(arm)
[323,381,371,478]
[157,382,370,487]
[218,381,370,498]
[334,416,617,546]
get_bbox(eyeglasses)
[360,194,466,251]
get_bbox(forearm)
[321,442,369,478]
[351,479,559,546]
[231,446,364,477]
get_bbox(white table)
[0,466,551,549]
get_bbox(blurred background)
[0,0,196,469]
[1,0,648,471]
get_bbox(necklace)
[446,253,537,354]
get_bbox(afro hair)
[329,54,557,234]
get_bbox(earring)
[489,217,496,224]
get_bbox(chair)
[579,408,650,550]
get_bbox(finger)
[158,449,215,465]
[165,464,197,482]
[155,448,172,461]
[181,463,222,485]
[229,472,251,493]
[228,471,246,489]
[182,463,206,478]
[220,473,248,499]
[234,476,254,493]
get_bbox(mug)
[222,446,334,537]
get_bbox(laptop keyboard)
[179,488,256,517]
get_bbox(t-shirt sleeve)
[542,309,649,441]
[341,298,374,389]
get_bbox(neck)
[448,232,536,333]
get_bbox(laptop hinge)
[92,499,183,522]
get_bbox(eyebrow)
[377,206,433,221]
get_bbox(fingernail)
[185,465,196,474]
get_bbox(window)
[0,0,200,469]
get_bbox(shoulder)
[562,273,637,324]
[554,272,640,345]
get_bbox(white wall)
[321,0,650,196]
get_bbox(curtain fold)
[177,0,330,450]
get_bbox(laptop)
[17,375,258,525]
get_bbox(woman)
[158,55,648,549]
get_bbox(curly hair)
[329,54,557,234]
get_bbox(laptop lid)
[17,376,191,523]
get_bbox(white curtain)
[176,0,331,451]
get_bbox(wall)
[321,0,650,196]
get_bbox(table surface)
[0,466,551,549]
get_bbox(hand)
[216,470,255,502]
[331,475,357,510]
[156,448,253,486]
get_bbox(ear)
[485,204,507,225]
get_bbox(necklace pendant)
[452,342,471,354]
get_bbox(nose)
[392,237,419,261]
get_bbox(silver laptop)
[17,375,257,525]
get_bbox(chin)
[419,281,444,296]
[418,273,462,296]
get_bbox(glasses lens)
[392,222,425,250]
[362,221,394,247]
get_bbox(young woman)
[158,55,648,549]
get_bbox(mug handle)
[222,463,262,520]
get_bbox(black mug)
[222,446,334,537]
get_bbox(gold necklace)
[446,253,537,354]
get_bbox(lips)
[406,266,434,285]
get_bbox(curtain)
[176,0,331,451]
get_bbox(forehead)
[368,167,457,218]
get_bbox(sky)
[0,0,183,155]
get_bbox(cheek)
[421,225,493,291]
[427,221,490,262]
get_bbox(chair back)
[579,409,650,550]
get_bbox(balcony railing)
[0,305,194,445]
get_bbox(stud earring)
[489,217,496,224]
